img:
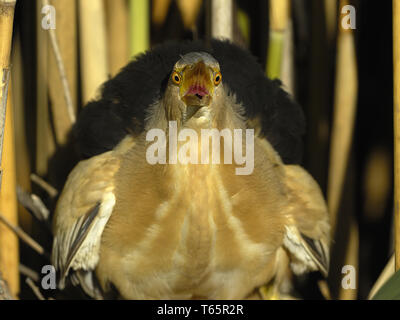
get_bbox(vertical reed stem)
[211,0,233,40]
[393,0,400,271]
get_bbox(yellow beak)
[180,60,214,108]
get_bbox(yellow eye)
[214,72,222,85]
[172,71,181,85]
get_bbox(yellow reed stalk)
[327,4,358,234]
[0,83,19,296]
[78,0,108,104]
[211,0,233,40]
[176,0,202,30]
[0,0,15,183]
[339,217,359,300]
[105,0,129,76]
[36,1,54,176]
[129,0,150,58]
[266,0,289,80]
[393,0,400,271]
[152,0,171,27]
[0,0,17,296]
[11,30,32,232]
[328,0,359,300]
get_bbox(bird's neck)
[143,89,250,171]
[146,88,246,133]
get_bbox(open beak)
[180,61,213,120]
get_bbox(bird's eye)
[214,72,222,85]
[172,71,181,85]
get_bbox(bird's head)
[164,52,222,124]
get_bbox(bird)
[51,40,330,300]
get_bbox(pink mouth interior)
[186,84,209,97]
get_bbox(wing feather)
[51,136,135,298]
[282,165,330,277]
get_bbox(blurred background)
[0,0,397,300]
